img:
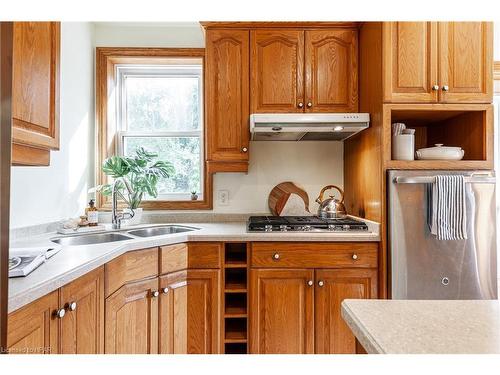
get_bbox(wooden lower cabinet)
[60,267,104,354]
[314,269,377,354]
[249,267,377,354]
[249,269,314,354]
[159,269,220,354]
[105,278,159,354]
[7,291,59,354]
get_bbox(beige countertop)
[341,299,500,354]
[9,219,379,313]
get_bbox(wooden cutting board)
[268,182,310,216]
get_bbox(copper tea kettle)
[315,185,346,219]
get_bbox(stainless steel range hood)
[250,113,370,141]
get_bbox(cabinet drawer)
[105,247,159,297]
[160,242,221,274]
[251,242,378,269]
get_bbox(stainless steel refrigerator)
[388,170,498,300]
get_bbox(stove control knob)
[343,225,350,230]
[264,225,273,232]
[328,224,336,231]
[279,225,288,232]
[303,225,312,232]
[273,253,280,261]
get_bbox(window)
[117,62,203,201]
[96,48,210,209]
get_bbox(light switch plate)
[217,190,229,206]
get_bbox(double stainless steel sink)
[51,225,198,246]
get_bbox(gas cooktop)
[247,216,369,232]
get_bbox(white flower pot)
[122,208,143,227]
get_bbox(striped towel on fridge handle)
[427,175,467,241]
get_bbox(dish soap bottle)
[85,199,99,227]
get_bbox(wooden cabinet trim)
[105,247,159,297]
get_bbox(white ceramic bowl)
[415,144,465,160]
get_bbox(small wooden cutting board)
[268,182,310,216]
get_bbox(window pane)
[123,137,201,197]
[125,76,200,131]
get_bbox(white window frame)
[115,62,204,201]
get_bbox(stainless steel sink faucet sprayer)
[111,178,134,230]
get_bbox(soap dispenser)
[85,199,99,227]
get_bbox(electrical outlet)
[218,190,229,206]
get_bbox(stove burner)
[247,216,368,232]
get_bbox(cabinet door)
[206,29,250,163]
[305,29,358,112]
[251,30,304,113]
[159,269,220,354]
[249,269,314,354]
[7,291,59,354]
[60,267,104,354]
[12,22,60,165]
[438,22,492,103]
[315,269,377,354]
[383,22,438,103]
[105,278,158,354]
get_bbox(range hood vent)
[250,113,370,141]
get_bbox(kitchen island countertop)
[341,299,500,354]
[9,219,379,313]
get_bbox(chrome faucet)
[111,178,134,230]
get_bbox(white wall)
[10,22,95,229]
[93,22,344,215]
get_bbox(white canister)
[392,135,415,161]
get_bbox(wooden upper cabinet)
[383,21,492,104]
[12,22,60,166]
[59,267,104,354]
[314,269,377,354]
[438,22,493,103]
[251,29,304,113]
[159,269,220,354]
[383,22,439,103]
[105,278,159,354]
[7,291,59,354]
[205,29,250,164]
[305,29,358,112]
[249,269,314,354]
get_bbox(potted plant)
[91,147,174,225]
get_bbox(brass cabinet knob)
[318,280,325,287]
[352,254,358,260]
[442,85,449,91]
[298,102,304,108]
[55,308,66,319]
[162,287,169,294]
[68,301,77,311]
[306,102,313,108]
[432,85,439,91]
[307,280,314,286]
[273,253,280,260]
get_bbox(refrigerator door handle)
[393,176,496,184]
